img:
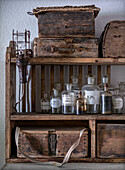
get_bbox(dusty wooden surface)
[34,38,99,57]
[97,124,125,158]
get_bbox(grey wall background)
[0,0,125,168]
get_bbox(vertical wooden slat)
[41,65,45,99]
[60,65,64,91]
[54,65,60,83]
[64,66,69,88]
[88,65,92,76]
[92,66,97,84]
[31,65,35,112]
[22,83,26,112]
[97,65,101,85]
[69,65,73,83]
[79,65,82,87]
[45,65,51,95]
[82,65,88,85]
[50,65,54,95]
[27,66,32,112]
[107,65,111,84]
[5,52,11,159]
[89,119,96,158]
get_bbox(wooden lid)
[33,5,100,18]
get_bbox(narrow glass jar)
[99,76,114,95]
[41,92,51,114]
[82,76,100,113]
[76,91,87,115]
[100,83,112,114]
[112,88,123,114]
[62,84,76,114]
[50,89,62,114]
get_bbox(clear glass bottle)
[100,83,112,114]
[41,92,51,114]
[76,91,87,115]
[112,88,123,114]
[71,76,81,99]
[62,83,76,114]
[118,82,125,113]
[50,89,62,114]
[82,76,100,113]
[99,76,114,95]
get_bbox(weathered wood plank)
[89,120,96,158]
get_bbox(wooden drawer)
[97,124,125,158]
[34,37,99,58]
[17,127,89,158]
[33,5,100,38]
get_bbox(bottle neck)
[104,83,108,92]
[66,84,72,91]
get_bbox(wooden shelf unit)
[5,43,125,163]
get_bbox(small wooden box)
[100,20,125,58]
[97,124,125,158]
[34,37,99,58]
[33,5,100,38]
[17,127,89,158]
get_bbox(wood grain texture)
[35,38,98,58]
[97,124,125,158]
[89,120,96,158]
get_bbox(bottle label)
[62,95,76,106]
[50,98,62,108]
[85,91,100,105]
[113,98,123,109]
[41,101,51,110]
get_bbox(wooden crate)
[17,127,89,158]
[100,20,125,58]
[33,5,100,38]
[34,37,99,58]
[97,124,125,158]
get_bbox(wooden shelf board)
[7,157,125,163]
[11,57,125,65]
[10,113,125,121]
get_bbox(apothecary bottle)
[72,76,81,99]
[99,76,114,94]
[50,89,62,114]
[112,88,123,113]
[41,92,51,113]
[100,83,112,114]
[118,82,125,112]
[76,91,87,115]
[82,76,100,113]
[62,83,76,114]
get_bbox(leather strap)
[15,127,87,167]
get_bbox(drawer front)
[34,37,98,58]
[17,127,89,158]
[97,124,125,158]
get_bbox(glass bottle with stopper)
[100,83,112,114]
[82,76,100,114]
[50,89,62,114]
[41,92,51,114]
[112,88,123,114]
[62,83,76,114]
[71,76,81,99]
[76,91,87,115]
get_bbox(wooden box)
[97,124,125,158]
[34,37,99,58]
[17,127,89,158]
[33,5,100,38]
[100,20,125,58]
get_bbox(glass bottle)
[41,92,51,113]
[82,76,100,113]
[118,82,125,113]
[50,89,62,114]
[100,83,112,114]
[72,76,81,99]
[112,88,123,114]
[62,83,76,114]
[76,91,87,115]
[99,76,114,95]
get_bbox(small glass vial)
[62,83,76,114]
[82,76,100,113]
[100,83,112,114]
[50,89,62,114]
[76,91,87,115]
[112,88,123,113]
[41,92,51,113]
[99,76,114,94]
[72,76,81,99]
